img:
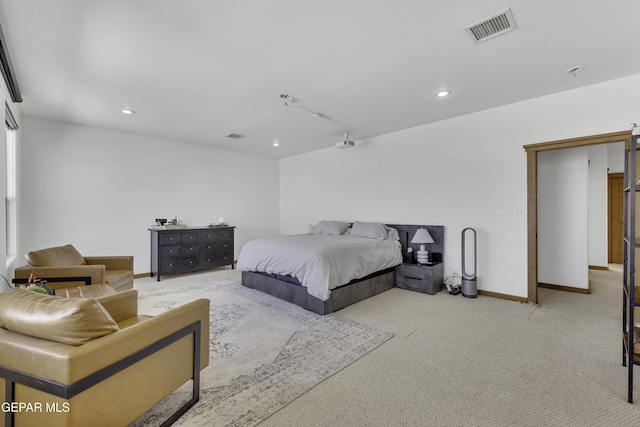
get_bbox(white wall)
[538,142,621,281]
[588,145,609,268]
[608,142,625,173]
[19,116,280,274]
[280,73,640,298]
[538,148,589,289]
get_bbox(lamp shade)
[411,228,434,244]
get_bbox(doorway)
[524,130,631,304]
[608,173,624,264]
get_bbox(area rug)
[129,277,392,426]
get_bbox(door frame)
[523,130,631,304]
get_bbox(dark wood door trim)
[608,172,624,263]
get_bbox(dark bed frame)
[241,224,444,315]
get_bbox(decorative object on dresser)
[411,228,435,264]
[153,216,186,228]
[149,226,235,281]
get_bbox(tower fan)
[461,228,477,298]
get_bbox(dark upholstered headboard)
[387,224,444,263]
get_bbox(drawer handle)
[169,249,173,253]
[189,236,193,239]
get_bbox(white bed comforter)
[237,234,402,301]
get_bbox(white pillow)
[350,222,388,240]
[386,226,400,241]
[310,220,351,236]
[350,222,400,241]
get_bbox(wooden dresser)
[150,226,235,281]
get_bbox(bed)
[238,221,444,314]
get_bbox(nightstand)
[395,262,444,295]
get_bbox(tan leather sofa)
[0,288,210,427]
[13,244,134,292]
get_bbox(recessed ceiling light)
[273,140,280,147]
[436,89,452,98]
[121,108,136,115]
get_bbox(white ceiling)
[1,1,639,159]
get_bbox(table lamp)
[411,228,434,264]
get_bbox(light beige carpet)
[260,265,640,427]
[134,267,640,426]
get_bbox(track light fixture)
[279,93,352,132]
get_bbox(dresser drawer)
[159,245,181,258]
[200,229,233,242]
[160,256,200,272]
[181,232,200,244]
[201,240,232,252]
[182,244,200,256]
[200,248,233,267]
[159,244,199,258]
[159,233,181,245]
[396,263,433,280]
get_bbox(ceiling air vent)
[465,8,517,43]
[226,133,246,140]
